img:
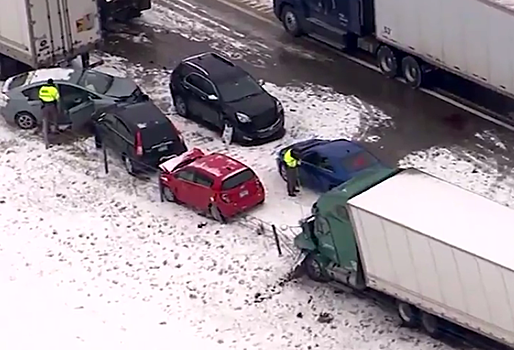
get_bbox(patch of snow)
[92,53,391,231]
[30,67,74,84]
[399,146,514,208]
[489,0,514,10]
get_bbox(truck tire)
[377,46,398,78]
[401,56,423,89]
[397,301,418,328]
[304,254,331,283]
[420,311,441,338]
[281,6,302,37]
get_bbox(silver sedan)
[0,67,145,130]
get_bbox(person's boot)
[288,192,296,197]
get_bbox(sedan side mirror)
[207,94,218,101]
[258,79,264,86]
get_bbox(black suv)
[92,100,187,175]
[170,52,285,145]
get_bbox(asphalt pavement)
[101,0,514,172]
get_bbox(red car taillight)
[135,130,143,156]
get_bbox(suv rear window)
[140,121,179,149]
[8,73,30,90]
[341,152,377,172]
[221,169,255,190]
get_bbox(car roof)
[182,52,248,82]
[23,68,81,87]
[290,139,363,158]
[191,153,248,179]
[102,101,170,127]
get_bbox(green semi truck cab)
[295,167,400,288]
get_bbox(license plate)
[158,145,168,152]
[239,190,249,198]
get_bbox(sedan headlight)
[276,100,283,114]
[236,112,251,123]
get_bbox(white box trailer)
[374,0,514,98]
[347,169,514,347]
[0,0,101,76]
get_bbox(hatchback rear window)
[221,169,255,190]
[341,152,377,172]
[8,73,30,90]
[140,121,179,149]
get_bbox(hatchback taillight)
[135,130,143,156]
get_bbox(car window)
[176,169,195,182]
[9,73,30,90]
[139,120,179,149]
[77,70,114,94]
[22,87,40,101]
[217,75,263,102]
[221,169,255,190]
[319,157,334,172]
[115,118,131,140]
[302,152,320,165]
[100,113,117,128]
[59,84,89,110]
[194,172,214,187]
[185,74,215,95]
[341,151,377,173]
[334,205,349,220]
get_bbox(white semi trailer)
[296,167,514,347]
[0,0,102,79]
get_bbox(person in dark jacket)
[283,148,301,197]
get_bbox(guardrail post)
[102,141,108,174]
[272,224,282,257]
[42,117,49,149]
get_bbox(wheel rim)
[210,206,223,222]
[405,63,419,83]
[284,12,297,32]
[398,303,413,322]
[124,157,133,173]
[175,97,186,116]
[307,258,322,278]
[422,313,438,333]
[17,114,35,129]
[163,187,174,201]
[380,54,393,72]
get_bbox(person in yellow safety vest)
[38,79,60,134]
[283,148,301,197]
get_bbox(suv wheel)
[173,95,188,117]
[122,155,136,175]
[209,205,226,223]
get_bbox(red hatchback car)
[158,148,265,222]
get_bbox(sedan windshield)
[217,75,263,102]
[78,70,114,94]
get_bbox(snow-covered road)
[2,2,514,350]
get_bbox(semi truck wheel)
[304,254,330,283]
[396,301,418,327]
[420,311,441,338]
[377,46,398,78]
[401,56,423,89]
[281,6,302,37]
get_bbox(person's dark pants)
[41,102,58,134]
[286,166,299,196]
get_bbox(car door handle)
[183,84,190,90]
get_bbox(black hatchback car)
[169,52,285,145]
[92,100,187,175]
